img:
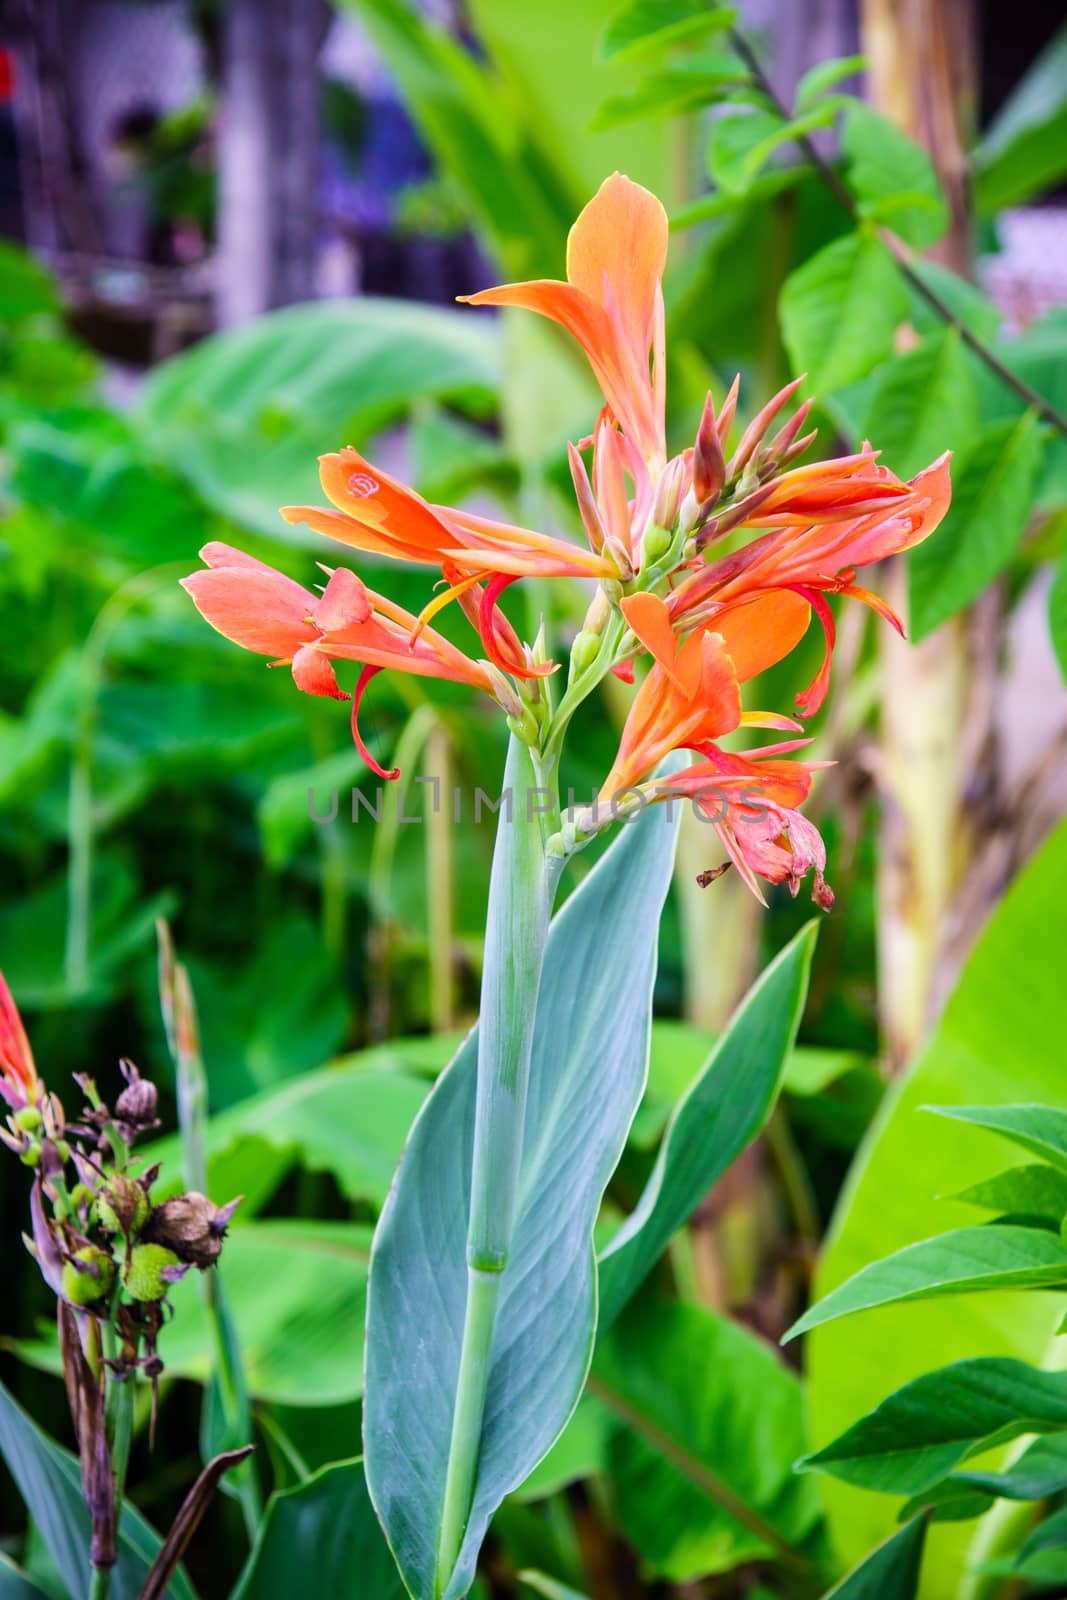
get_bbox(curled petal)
[313,566,373,632]
[351,666,400,781]
[291,645,349,701]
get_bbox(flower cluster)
[183,174,950,908]
[0,974,236,1572]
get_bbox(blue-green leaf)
[598,922,818,1326]
[0,1378,193,1600]
[364,797,682,1600]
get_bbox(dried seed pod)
[142,1192,240,1270]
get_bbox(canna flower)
[281,445,617,583]
[669,452,952,716]
[181,543,505,779]
[461,173,668,470]
[0,972,39,1109]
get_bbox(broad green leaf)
[597,0,737,62]
[598,922,819,1326]
[144,1068,429,1211]
[860,329,980,481]
[949,1164,1067,1226]
[973,23,1067,213]
[591,1298,825,1581]
[231,1459,405,1600]
[364,793,682,1600]
[0,242,60,322]
[1051,543,1067,683]
[907,409,1043,640]
[592,54,743,130]
[796,56,866,112]
[907,260,1002,343]
[972,307,1067,508]
[518,1576,591,1600]
[800,1359,1067,1495]
[0,1555,50,1600]
[780,233,907,394]
[708,109,788,192]
[898,1433,1067,1524]
[138,300,499,539]
[823,1516,928,1599]
[0,1378,192,1600]
[806,820,1067,1580]
[842,101,949,249]
[926,1105,1067,1177]
[511,1395,609,1501]
[787,1226,1067,1341]
[1017,1506,1067,1565]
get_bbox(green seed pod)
[69,1183,95,1213]
[125,1243,182,1303]
[13,1105,42,1133]
[569,628,602,676]
[96,1177,149,1237]
[62,1247,116,1307]
[19,1144,41,1169]
[640,523,673,565]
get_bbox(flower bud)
[650,455,688,532]
[14,1106,42,1133]
[62,1246,116,1307]
[693,394,725,505]
[126,1243,184,1302]
[640,524,674,567]
[142,1191,240,1270]
[114,1060,159,1136]
[570,629,602,676]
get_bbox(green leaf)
[0,241,60,322]
[591,1298,825,1581]
[800,1359,1067,1495]
[597,0,737,62]
[973,23,1067,212]
[860,328,981,480]
[138,300,500,539]
[708,105,840,195]
[364,794,682,1600]
[231,1459,406,1600]
[786,1226,1067,1341]
[842,101,949,249]
[511,1395,609,1501]
[1017,1506,1067,1565]
[949,1164,1067,1226]
[592,54,743,130]
[598,922,818,1326]
[898,1432,1067,1524]
[925,1105,1067,1177]
[0,1554,51,1600]
[518,1576,591,1600]
[796,56,866,112]
[780,232,907,394]
[1051,542,1067,683]
[805,819,1067,1575]
[906,259,1002,343]
[0,1378,193,1600]
[907,409,1043,639]
[823,1516,928,1599]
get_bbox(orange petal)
[316,447,455,559]
[566,173,668,349]
[280,503,433,566]
[313,566,373,632]
[291,645,349,700]
[620,593,681,684]
[181,566,317,658]
[711,591,812,682]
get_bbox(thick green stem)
[88,1565,111,1600]
[433,736,558,1595]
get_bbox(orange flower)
[461,173,669,470]
[600,590,810,799]
[670,452,952,716]
[181,543,500,778]
[0,973,39,1109]
[282,446,615,582]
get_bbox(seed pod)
[114,1060,159,1136]
[141,1192,240,1270]
[126,1243,185,1302]
[95,1174,149,1238]
[62,1246,116,1308]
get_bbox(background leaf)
[780,234,907,394]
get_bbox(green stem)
[433,736,560,1596]
[89,1565,111,1600]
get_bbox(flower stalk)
[435,734,563,1595]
